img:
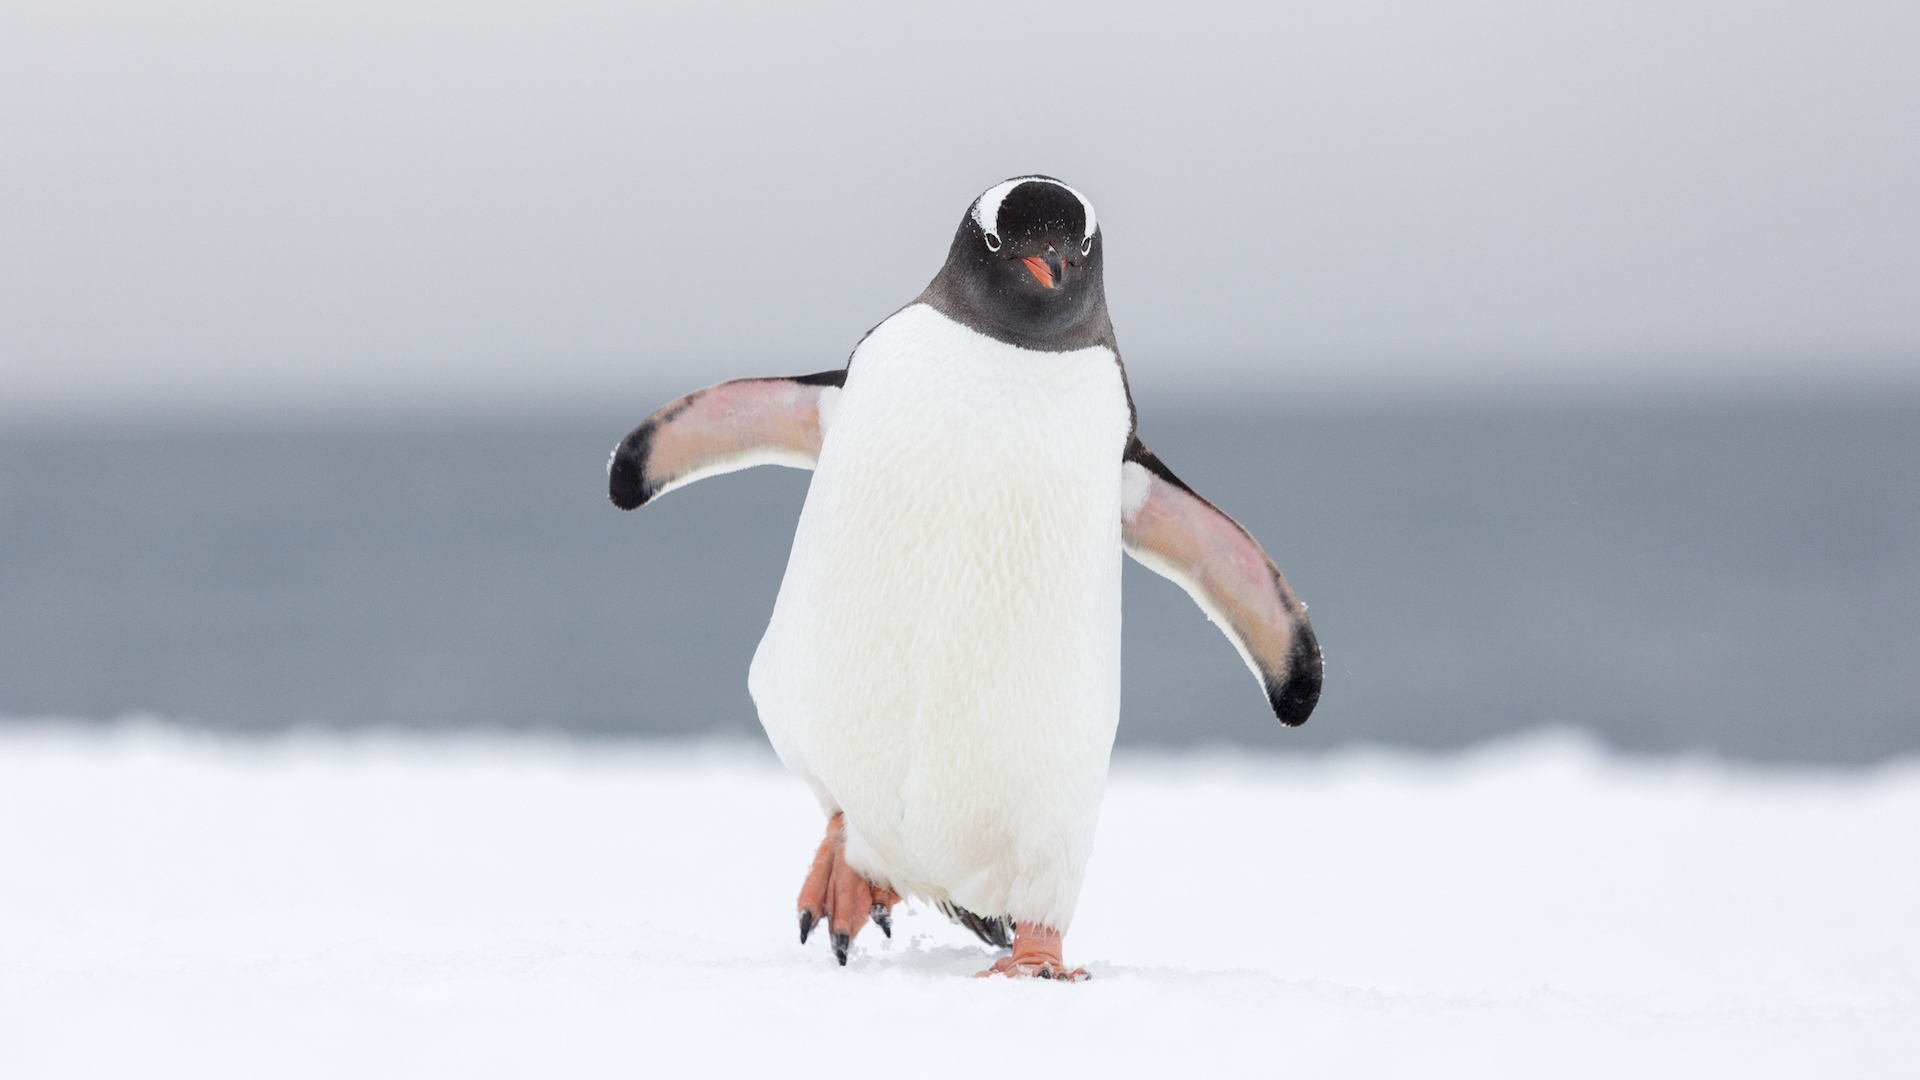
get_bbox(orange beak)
[1020,255,1055,289]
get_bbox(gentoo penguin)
[609,176,1320,979]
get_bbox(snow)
[2,723,1915,1078]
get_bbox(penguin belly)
[748,303,1131,932]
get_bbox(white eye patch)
[970,176,1098,249]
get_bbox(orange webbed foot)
[797,812,899,966]
[974,921,1089,982]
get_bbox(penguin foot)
[796,812,899,966]
[975,921,1089,982]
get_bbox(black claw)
[1038,968,1053,979]
[799,910,814,944]
[832,932,850,966]
[870,903,892,939]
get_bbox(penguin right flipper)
[609,370,847,510]
[1120,437,1324,727]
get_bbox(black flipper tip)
[870,903,892,939]
[1267,637,1324,728]
[799,909,814,945]
[607,423,657,511]
[608,451,648,510]
[832,932,850,966]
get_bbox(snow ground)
[1,724,1915,1078]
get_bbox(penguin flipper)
[609,370,846,510]
[1120,437,1323,727]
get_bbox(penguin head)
[926,175,1108,351]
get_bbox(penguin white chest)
[748,303,1131,928]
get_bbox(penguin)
[609,176,1321,979]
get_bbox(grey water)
[2,398,1916,763]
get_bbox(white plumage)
[605,175,1321,970]
[748,302,1132,931]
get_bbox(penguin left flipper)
[609,370,847,510]
[1120,437,1324,726]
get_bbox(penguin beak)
[1019,256,1054,289]
[1020,248,1068,290]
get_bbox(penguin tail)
[938,901,1014,949]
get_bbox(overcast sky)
[2,0,1916,420]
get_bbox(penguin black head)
[918,175,1111,353]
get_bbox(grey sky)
[3,0,1916,419]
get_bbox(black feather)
[938,901,1013,949]
[607,420,657,510]
[1267,627,1324,727]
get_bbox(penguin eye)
[1081,235,1093,256]
[984,232,1001,252]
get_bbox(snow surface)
[2,723,1915,1078]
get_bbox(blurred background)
[2,0,1915,762]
